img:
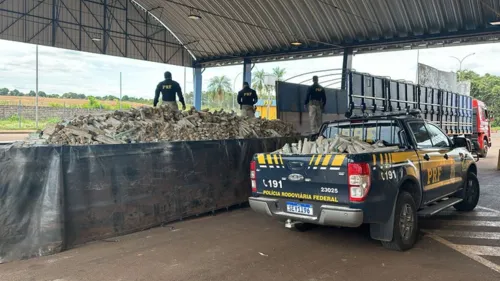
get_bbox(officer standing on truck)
[304,75,326,132]
[237,82,258,117]
[154,71,186,111]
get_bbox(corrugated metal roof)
[137,0,500,66]
[1,0,500,67]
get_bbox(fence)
[0,105,113,126]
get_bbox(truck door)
[407,122,459,203]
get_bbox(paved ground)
[1,135,500,281]
[1,209,499,281]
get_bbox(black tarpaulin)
[0,137,295,263]
[0,145,64,263]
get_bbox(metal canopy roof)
[1,0,500,68]
[152,0,500,66]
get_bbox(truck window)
[322,121,403,146]
[481,107,487,120]
[425,123,450,148]
[408,122,432,148]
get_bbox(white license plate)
[286,202,313,216]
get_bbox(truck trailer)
[275,71,491,157]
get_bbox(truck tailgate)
[255,153,349,205]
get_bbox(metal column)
[243,58,252,85]
[341,48,353,90]
[193,65,202,110]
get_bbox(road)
[0,135,500,280]
[0,131,32,143]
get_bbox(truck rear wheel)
[381,191,418,251]
[454,172,480,212]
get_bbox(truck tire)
[454,172,480,212]
[381,191,418,251]
[478,139,489,158]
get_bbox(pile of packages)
[273,135,399,154]
[21,106,297,146]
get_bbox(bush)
[48,102,64,108]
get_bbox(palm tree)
[252,70,266,96]
[272,67,286,81]
[207,75,232,107]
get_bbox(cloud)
[1,39,500,98]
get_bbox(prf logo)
[163,85,172,89]
[427,167,442,185]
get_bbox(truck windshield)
[321,120,403,147]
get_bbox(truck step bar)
[418,198,463,217]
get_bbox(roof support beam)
[193,65,203,110]
[243,58,252,86]
[341,48,353,90]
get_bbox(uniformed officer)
[237,82,258,117]
[154,71,186,111]
[304,76,326,132]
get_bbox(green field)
[0,115,60,130]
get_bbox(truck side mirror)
[453,137,468,149]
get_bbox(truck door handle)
[423,154,430,161]
[444,154,449,160]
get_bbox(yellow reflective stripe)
[379,154,384,165]
[372,154,377,165]
[309,155,316,165]
[332,154,346,166]
[279,155,284,165]
[266,154,273,165]
[384,153,389,164]
[424,177,462,191]
[315,155,323,166]
[273,154,279,165]
[257,154,265,165]
[322,154,332,166]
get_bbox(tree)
[252,70,266,97]
[207,75,232,106]
[0,88,9,95]
[458,70,500,126]
[28,91,36,97]
[38,91,47,97]
[272,67,286,81]
[9,89,22,96]
[122,95,130,101]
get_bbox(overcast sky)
[1,38,500,99]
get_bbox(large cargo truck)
[276,71,491,157]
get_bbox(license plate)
[286,202,313,216]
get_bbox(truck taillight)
[348,162,371,202]
[250,160,257,193]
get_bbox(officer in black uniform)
[154,71,186,111]
[237,82,258,117]
[304,75,326,132]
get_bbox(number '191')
[263,179,282,189]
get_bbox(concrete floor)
[1,135,500,281]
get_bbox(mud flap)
[369,191,398,242]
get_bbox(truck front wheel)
[478,139,489,158]
[381,191,418,251]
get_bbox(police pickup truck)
[249,111,479,251]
